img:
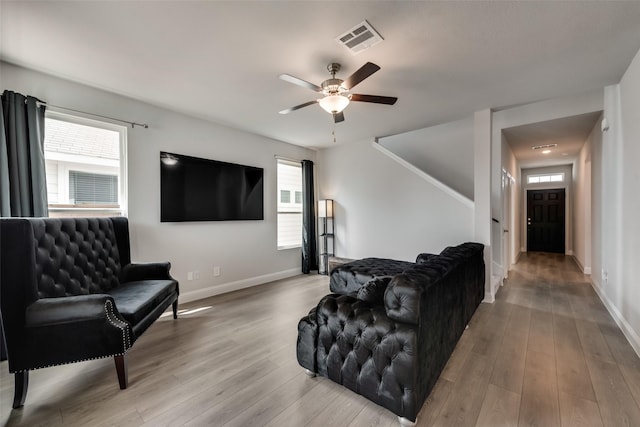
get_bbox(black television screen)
[160,151,264,222]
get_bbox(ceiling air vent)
[336,20,383,55]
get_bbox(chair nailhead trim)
[13,300,132,374]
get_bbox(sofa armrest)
[296,308,318,372]
[314,293,419,418]
[25,294,124,327]
[121,262,172,282]
[383,274,423,325]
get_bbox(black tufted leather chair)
[297,243,485,424]
[0,217,179,408]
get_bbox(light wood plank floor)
[2,252,640,426]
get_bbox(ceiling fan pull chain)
[332,124,337,144]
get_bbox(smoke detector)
[336,20,383,55]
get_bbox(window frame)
[276,158,303,250]
[44,110,128,217]
[527,173,564,185]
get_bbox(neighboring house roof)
[44,118,119,160]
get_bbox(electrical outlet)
[194,271,200,280]
[213,266,221,277]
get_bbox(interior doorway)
[527,188,565,253]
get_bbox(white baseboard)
[482,274,501,303]
[483,291,495,303]
[179,268,301,304]
[590,280,640,360]
[571,255,592,275]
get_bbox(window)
[527,173,564,185]
[277,159,302,249]
[44,112,127,217]
[69,171,118,204]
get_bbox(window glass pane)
[539,175,551,183]
[551,174,564,182]
[69,171,118,204]
[277,160,302,249]
[528,176,539,184]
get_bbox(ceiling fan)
[278,62,398,123]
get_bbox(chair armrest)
[121,262,172,282]
[25,294,122,327]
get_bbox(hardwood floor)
[2,252,640,426]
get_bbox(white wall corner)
[474,109,493,301]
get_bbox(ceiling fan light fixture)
[319,94,350,114]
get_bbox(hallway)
[423,252,640,426]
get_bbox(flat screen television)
[160,151,264,222]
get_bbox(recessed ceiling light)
[542,150,551,154]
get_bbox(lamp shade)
[318,95,350,114]
[318,199,334,218]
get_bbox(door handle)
[503,229,509,233]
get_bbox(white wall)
[592,47,640,355]
[378,116,475,200]
[572,116,599,274]
[316,138,474,262]
[1,61,316,303]
[501,139,520,268]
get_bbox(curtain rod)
[37,101,149,129]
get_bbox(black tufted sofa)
[297,242,485,424]
[0,217,179,408]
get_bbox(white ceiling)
[503,112,603,169]
[1,1,640,152]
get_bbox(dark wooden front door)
[527,188,565,253]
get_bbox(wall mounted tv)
[160,151,264,222]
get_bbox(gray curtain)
[301,160,318,273]
[0,90,48,217]
[0,90,48,361]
